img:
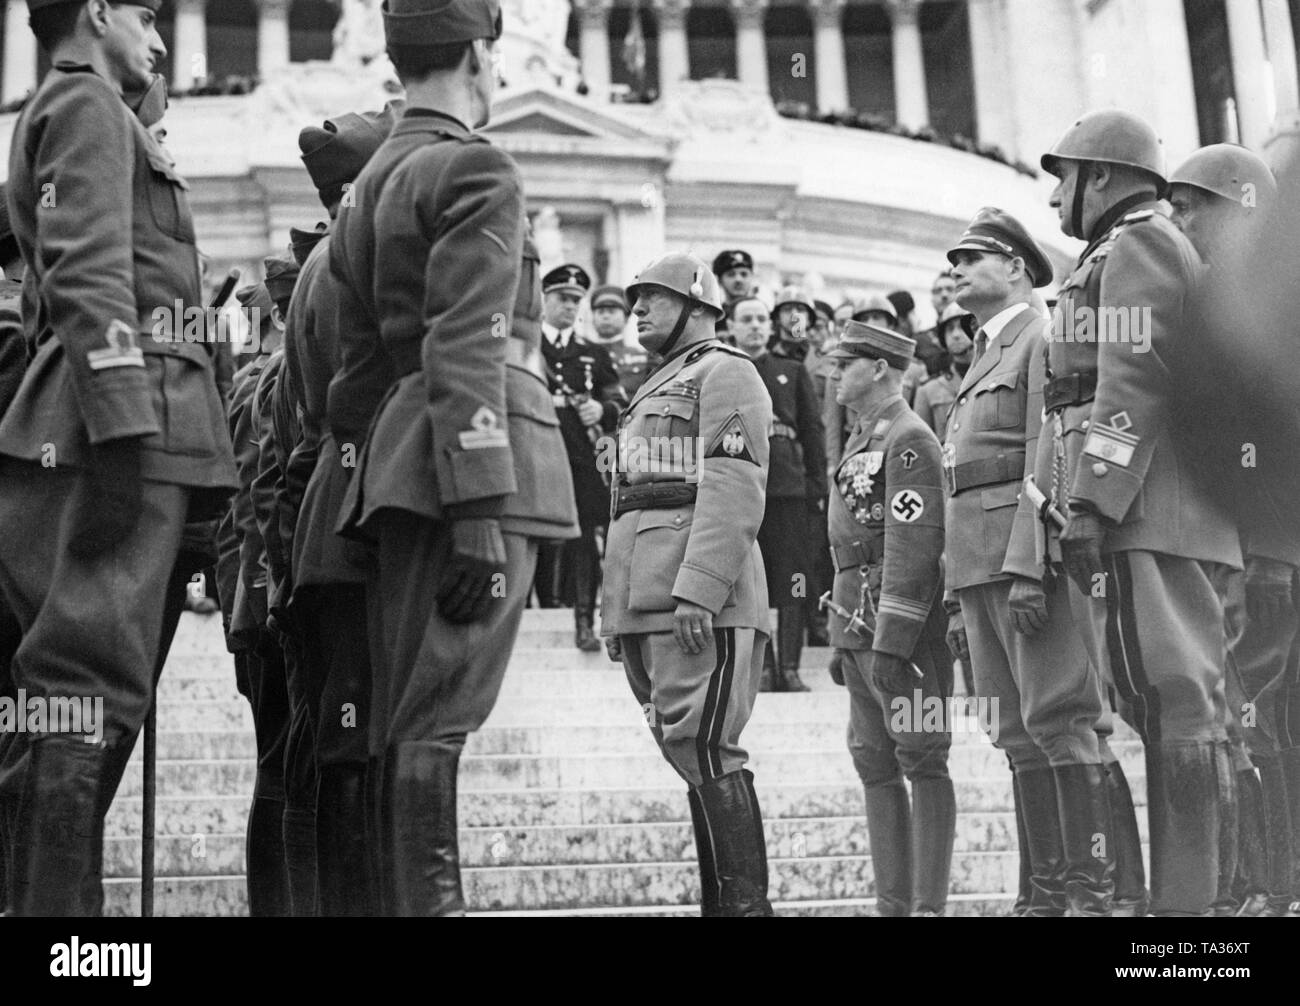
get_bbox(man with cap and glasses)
[0,0,236,916]
[823,320,954,916]
[536,263,625,651]
[326,0,575,916]
[603,252,776,916]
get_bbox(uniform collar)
[393,107,473,140]
[1081,194,1157,260]
[542,322,573,348]
[980,302,1031,342]
[855,393,906,433]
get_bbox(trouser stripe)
[697,628,735,781]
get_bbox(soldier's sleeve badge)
[705,411,759,465]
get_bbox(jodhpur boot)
[16,738,107,916]
[1015,767,1067,916]
[1233,766,1268,915]
[776,606,810,692]
[759,642,777,693]
[1255,756,1295,916]
[246,795,290,917]
[1106,759,1150,916]
[1010,766,1032,916]
[573,550,602,652]
[692,770,775,916]
[687,788,721,917]
[863,781,912,917]
[1054,764,1115,915]
[1211,750,1240,916]
[383,741,465,917]
[283,804,319,916]
[1146,742,1219,916]
[910,776,956,916]
[317,763,375,916]
[77,739,137,918]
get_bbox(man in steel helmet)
[1034,109,1241,916]
[1169,145,1297,915]
[602,252,777,916]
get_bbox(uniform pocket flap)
[980,481,1021,510]
[505,367,560,426]
[144,145,191,190]
[975,371,1019,395]
[646,395,696,421]
[635,508,692,532]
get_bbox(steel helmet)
[938,302,972,326]
[1169,143,1277,208]
[773,285,817,315]
[626,252,725,318]
[1041,110,1167,184]
[852,293,899,326]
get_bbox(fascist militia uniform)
[326,0,576,916]
[0,25,237,914]
[1032,111,1242,917]
[602,253,775,916]
[590,284,651,399]
[824,321,953,917]
[712,249,755,339]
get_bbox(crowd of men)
[0,0,1296,920]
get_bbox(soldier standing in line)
[733,289,825,692]
[538,264,625,649]
[276,106,401,916]
[824,321,954,916]
[1035,110,1241,916]
[589,284,652,399]
[1167,145,1296,915]
[712,248,756,337]
[0,0,236,916]
[326,0,576,916]
[602,253,776,917]
[912,302,973,438]
[827,295,899,473]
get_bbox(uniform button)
[952,422,960,430]
[662,406,671,414]
[1082,420,1090,430]
[958,397,966,405]
[673,516,683,526]
[1092,462,1109,477]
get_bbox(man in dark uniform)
[824,320,954,916]
[1168,145,1296,915]
[603,252,775,916]
[589,283,651,399]
[712,248,756,336]
[326,0,577,916]
[731,292,826,692]
[277,104,401,916]
[1034,110,1241,916]
[537,263,625,649]
[0,0,236,916]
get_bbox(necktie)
[972,329,989,366]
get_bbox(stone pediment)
[487,87,672,148]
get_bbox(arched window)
[765,4,815,107]
[608,4,661,99]
[843,1,893,118]
[921,0,973,137]
[688,5,736,81]
[291,0,340,63]
[207,0,259,81]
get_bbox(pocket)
[144,145,196,244]
[980,481,1020,557]
[642,393,697,441]
[972,371,1023,431]
[627,508,693,611]
[504,366,576,522]
[150,350,222,457]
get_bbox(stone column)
[173,0,209,90]
[730,0,770,95]
[1261,0,1300,118]
[257,0,292,78]
[653,0,692,98]
[1225,0,1271,147]
[965,0,1013,149]
[809,0,848,113]
[2,0,37,105]
[573,0,613,101]
[886,0,929,130]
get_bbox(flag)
[623,2,647,88]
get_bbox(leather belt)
[612,481,698,517]
[506,339,548,385]
[1044,372,1097,412]
[830,539,882,572]
[946,451,1026,496]
[771,422,798,440]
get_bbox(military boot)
[1211,746,1240,916]
[776,605,810,692]
[383,741,465,917]
[863,781,912,917]
[759,641,777,693]
[246,795,289,917]
[365,755,386,916]
[687,788,721,917]
[16,738,107,916]
[1015,767,1067,916]
[283,804,319,916]
[1106,759,1150,916]
[1147,742,1219,916]
[692,770,775,916]
[910,776,956,916]
[1010,766,1032,916]
[1054,763,1116,915]
[1233,765,1269,915]
[317,763,375,916]
[572,549,602,652]
[1255,756,1296,916]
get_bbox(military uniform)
[0,42,237,915]
[589,284,650,398]
[824,321,952,916]
[1033,111,1241,917]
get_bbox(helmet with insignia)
[828,320,916,370]
[851,293,898,328]
[1041,109,1166,185]
[711,249,754,278]
[627,252,725,317]
[542,264,592,298]
[383,0,503,48]
[1168,143,1277,210]
[947,206,1055,288]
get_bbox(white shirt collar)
[542,322,571,348]
[979,302,1032,342]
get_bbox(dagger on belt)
[817,591,924,680]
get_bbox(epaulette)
[685,341,752,366]
[1086,207,1160,266]
[1120,208,1158,225]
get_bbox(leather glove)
[605,635,623,663]
[864,650,914,695]
[1060,507,1107,597]
[69,437,144,560]
[828,648,847,687]
[1008,576,1049,636]
[1245,555,1296,627]
[946,610,970,662]
[436,518,508,625]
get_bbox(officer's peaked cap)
[383,0,503,48]
[543,264,592,297]
[828,321,916,369]
[947,207,1054,288]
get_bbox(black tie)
[972,329,989,366]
